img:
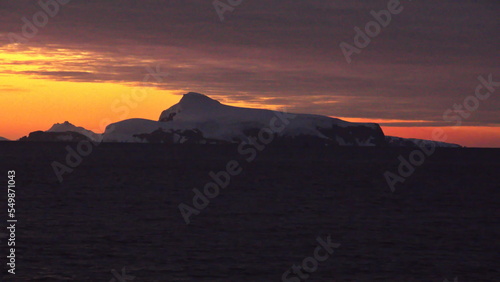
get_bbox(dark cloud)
[0,0,498,126]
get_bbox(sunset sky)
[0,0,498,147]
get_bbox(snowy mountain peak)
[180,92,221,106]
[47,121,100,141]
[48,121,74,131]
[159,92,222,122]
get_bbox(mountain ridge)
[12,92,463,148]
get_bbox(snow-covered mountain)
[103,92,386,146]
[47,121,101,141]
[8,93,465,147]
[385,136,462,148]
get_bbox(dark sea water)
[0,143,499,281]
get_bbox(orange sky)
[381,126,500,148]
[1,45,498,147]
[0,73,179,138]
